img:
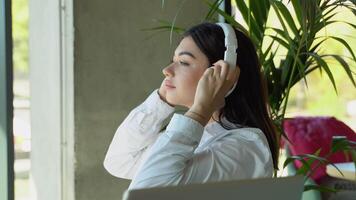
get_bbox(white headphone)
[216,22,238,97]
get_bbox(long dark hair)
[182,22,279,170]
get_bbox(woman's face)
[162,36,210,108]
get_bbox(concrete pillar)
[73,1,210,199]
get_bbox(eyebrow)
[177,51,196,59]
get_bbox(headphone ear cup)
[225,81,237,98]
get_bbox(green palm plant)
[232,0,356,129]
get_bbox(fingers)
[212,60,240,87]
[203,67,214,77]
[212,60,229,79]
[207,60,240,83]
[220,63,229,80]
[213,65,221,77]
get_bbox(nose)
[162,63,175,77]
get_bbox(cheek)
[180,72,201,91]
[166,69,204,107]
[175,67,205,93]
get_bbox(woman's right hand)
[158,80,175,107]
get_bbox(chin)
[166,95,177,105]
[166,97,183,108]
[166,91,193,108]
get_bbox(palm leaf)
[328,36,356,62]
[204,0,224,21]
[272,0,300,38]
[203,0,249,36]
[306,52,338,93]
[321,54,356,87]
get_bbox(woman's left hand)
[191,60,240,117]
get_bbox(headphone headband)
[215,22,238,97]
[215,22,238,70]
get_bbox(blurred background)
[12,0,31,199]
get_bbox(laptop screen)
[123,175,304,200]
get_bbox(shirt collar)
[204,116,240,136]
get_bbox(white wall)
[29,0,74,199]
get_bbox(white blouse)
[103,89,273,190]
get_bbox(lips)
[164,80,176,88]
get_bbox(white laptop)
[122,175,304,200]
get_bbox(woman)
[104,22,279,190]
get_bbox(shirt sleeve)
[128,113,273,190]
[103,89,175,179]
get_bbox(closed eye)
[179,61,190,66]
[170,59,190,66]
